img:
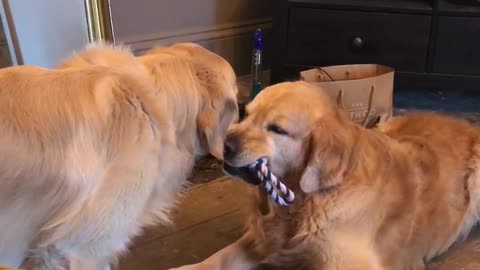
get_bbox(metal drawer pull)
[352,37,364,48]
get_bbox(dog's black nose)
[224,132,241,160]
[224,140,235,159]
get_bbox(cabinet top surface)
[288,0,480,16]
[288,0,433,11]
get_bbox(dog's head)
[61,43,238,160]
[223,81,355,193]
[145,43,239,159]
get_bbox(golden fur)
[173,81,480,270]
[0,43,238,269]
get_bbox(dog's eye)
[267,124,288,135]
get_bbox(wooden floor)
[118,177,249,270]
[118,177,480,270]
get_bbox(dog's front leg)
[170,234,261,270]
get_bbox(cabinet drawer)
[287,8,431,72]
[433,16,480,76]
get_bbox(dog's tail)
[57,42,139,69]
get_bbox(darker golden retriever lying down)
[172,81,480,270]
[0,43,238,269]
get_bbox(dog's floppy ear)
[300,113,354,193]
[198,98,238,159]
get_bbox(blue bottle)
[250,29,264,100]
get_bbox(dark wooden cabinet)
[271,0,480,90]
[287,9,432,72]
[433,16,480,76]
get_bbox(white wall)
[1,0,89,68]
[0,0,272,72]
[110,0,272,75]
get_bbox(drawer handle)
[352,37,364,48]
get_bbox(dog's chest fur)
[257,189,373,266]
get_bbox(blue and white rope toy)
[248,157,295,206]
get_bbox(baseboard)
[116,18,272,75]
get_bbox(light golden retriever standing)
[0,43,238,269]
[172,81,480,270]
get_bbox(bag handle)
[317,67,353,81]
[336,85,377,128]
[320,67,379,128]
[361,85,375,127]
[336,89,346,111]
[317,67,335,82]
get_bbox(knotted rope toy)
[248,157,295,206]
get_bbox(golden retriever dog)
[172,81,480,270]
[0,43,238,269]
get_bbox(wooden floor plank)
[119,210,244,270]
[134,177,251,245]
